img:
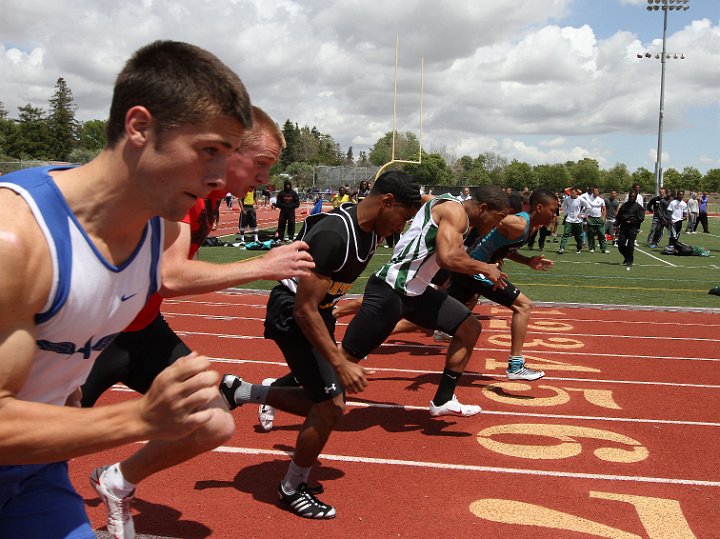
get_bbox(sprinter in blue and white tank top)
[0,40,252,538]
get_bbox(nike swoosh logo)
[121,293,137,302]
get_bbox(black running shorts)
[264,285,344,403]
[446,272,521,308]
[342,275,472,360]
[239,205,257,229]
[81,314,191,407]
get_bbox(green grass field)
[199,216,720,309]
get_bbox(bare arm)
[294,273,371,393]
[0,196,218,464]
[496,214,526,241]
[159,220,315,297]
[508,251,553,271]
[433,201,508,286]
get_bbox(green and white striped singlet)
[375,193,468,296]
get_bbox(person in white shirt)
[557,188,590,254]
[584,186,608,253]
[458,186,472,202]
[623,183,645,208]
[686,192,699,233]
[667,190,688,246]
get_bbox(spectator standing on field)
[646,187,667,247]
[667,190,688,247]
[615,190,645,269]
[276,179,300,242]
[686,192,699,234]
[237,188,259,245]
[557,187,589,254]
[698,191,710,233]
[584,186,607,253]
[604,190,619,245]
[623,183,644,208]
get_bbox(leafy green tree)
[661,168,683,192]
[466,166,492,185]
[77,119,107,152]
[47,77,78,160]
[368,131,420,166]
[503,160,538,191]
[0,102,16,160]
[535,163,571,192]
[681,166,703,191]
[475,152,507,185]
[345,146,354,165]
[602,163,631,193]
[285,162,314,190]
[567,158,600,188]
[6,104,52,159]
[404,152,454,186]
[280,120,300,168]
[357,150,369,167]
[315,132,343,166]
[702,169,720,193]
[630,166,654,194]
[452,155,474,185]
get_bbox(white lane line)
[176,332,720,363]
[208,358,720,388]
[212,445,720,487]
[109,384,719,425]
[632,247,678,267]
[167,310,720,331]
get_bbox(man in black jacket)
[616,190,645,269]
[276,179,300,241]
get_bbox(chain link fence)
[314,166,379,191]
[0,160,77,174]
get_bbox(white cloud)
[0,0,717,173]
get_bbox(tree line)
[2,78,718,194]
[0,78,107,169]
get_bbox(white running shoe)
[90,466,136,539]
[433,330,452,343]
[429,394,481,417]
[258,377,276,432]
[506,366,545,381]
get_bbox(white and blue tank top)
[0,167,163,405]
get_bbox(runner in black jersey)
[220,170,421,519]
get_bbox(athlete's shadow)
[86,495,211,538]
[194,458,343,508]
[338,403,473,437]
[370,339,445,357]
[369,371,496,393]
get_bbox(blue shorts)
[0,461,95,538]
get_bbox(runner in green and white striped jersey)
[341,185,511,418]
[376,193,467,296]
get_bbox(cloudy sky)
[2,0,718,173]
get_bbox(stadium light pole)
[641,0,690,196]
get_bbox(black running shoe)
[709,287,720,297]
[219,374,242,411]
[278,482,336,519]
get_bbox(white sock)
[282,461,312,493]
[102,463,136,497]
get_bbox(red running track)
[71,291,720,538]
